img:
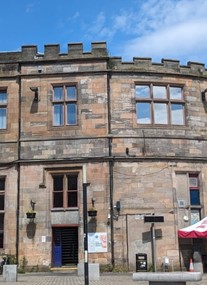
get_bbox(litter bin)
[136,253,147,272]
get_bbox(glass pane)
[171,104,184,125]
[136,103,151,124]
[0,213,4,231]
[67,103,77,125]
[0,232,3,248]
[66,86,76,100]
[53,175,63,191]
[0,195,4,210]
[189,177,198,187]
[68,191,78,207]
[191,209,201,225]
[190,190,200,205]
[153,86,166,99]
[135,85,150,98]
[0,108,6,129]
[0,213,3,248]
[53,87,63,101]
[154,103,167,124]
[54,192,63,207]
[170,87,182,100]
[67,175,78,190]
[53,105,63,126]
[0,92,7,104]
[0,179,5,191]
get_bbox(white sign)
[41,236,46,242]
[88,232,107,253]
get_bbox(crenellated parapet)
[0,42,108,63]
[108,56,206,77]
[0,41,206,77]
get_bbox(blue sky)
[1,0,207,66]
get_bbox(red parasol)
[178,217,207,238]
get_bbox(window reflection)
[136,103,151,124]
[170,87,182,100]
[135,85,150,98]
[135,84,185,126]
[153,86,166,99]
[154,103,167,124]
[171,104,184,125]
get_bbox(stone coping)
[133,272,203,282]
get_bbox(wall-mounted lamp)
[88,198,97,217]
[30,87,39,102]
[201,88,207,101]
[26,199,36,220]
[113,201,121,221]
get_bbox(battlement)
[0,41,206,77]
[109,56,206,76]
[0,42,108,62]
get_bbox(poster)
[88,232,107,253]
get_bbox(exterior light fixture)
[26,199,36,220]
[113,201,121,220]
[88,198,97,217]
[201,88,207,101]
[30,87,39,101]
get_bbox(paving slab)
[0,272,205,285]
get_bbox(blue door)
[52,228,62,267]
[52,227,78,267]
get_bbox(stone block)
[77,263,100,280]
[3,265,17,282]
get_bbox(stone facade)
[0,42,207,271]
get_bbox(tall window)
[189,174,201,225]
[0,178,5,248]
[0,90,7,129]
[53,85,77,126]
[52,173,78,208]
[135,84,185,125]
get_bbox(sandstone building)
[0,42,207,271]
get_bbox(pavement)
[0,272,207,285]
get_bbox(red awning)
[178,217,207,238]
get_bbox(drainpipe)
[107,69,115,268]
[16,63,22,265]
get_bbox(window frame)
[189,173,201,225]
[135,83,185,126]
[52,172,79,209]
[0,177,5,248]
[52,84,78,127]
[189,174,200,206]
[0,90,8,130]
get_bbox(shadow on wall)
[26,221,36,239]
[88,218,97,233]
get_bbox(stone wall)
[0,42,207,270]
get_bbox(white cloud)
[87,12,106,35]
[112,0,207,64]
[25,3,35,13]
[123,19,207,60]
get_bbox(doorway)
[52,227,78,267]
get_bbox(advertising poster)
[88,232,107,253]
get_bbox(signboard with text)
[144,215,164,223]
[88,232,107,253]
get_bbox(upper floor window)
[135,84,185,126]
[53,85,77,126]
[52,173,78,208]
[189,174,200,206]
[0,90,7,129]
[0,177,5,248]
[189,173,201,224]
